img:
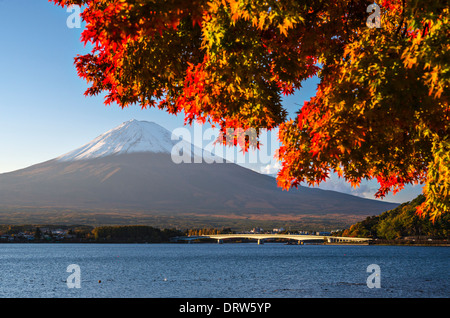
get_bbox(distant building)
[0,235,11,241]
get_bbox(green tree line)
[341,195,450,240]
[92,225,184,243]
[1,225,236,242]
[187,228,234,236]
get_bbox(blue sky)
[0,0,422,203]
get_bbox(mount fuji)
[57,119,180,161]
[0,120,398,225]
[56,119,203,162]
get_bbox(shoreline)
[0,240,448,246]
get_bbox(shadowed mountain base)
[0,153,397,212]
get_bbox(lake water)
[0,243,448,298]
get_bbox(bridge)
[172,234,371,245]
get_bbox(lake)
[0,243,448,298]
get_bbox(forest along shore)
[0,225,448,246]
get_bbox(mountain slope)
[340,195,450,239]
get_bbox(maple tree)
[51,0,449,221]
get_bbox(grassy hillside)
[340,195,450,239]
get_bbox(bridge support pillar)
[217,239,223,244]
[257,239,264,245]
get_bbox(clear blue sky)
[0,0,422,203]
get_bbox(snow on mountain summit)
[57,119,185,162]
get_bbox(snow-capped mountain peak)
[57,119,183,162]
